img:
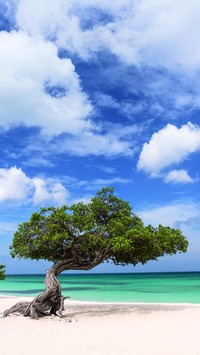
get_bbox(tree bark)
[3,246,112,319]
[3,263,66,319]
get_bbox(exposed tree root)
[3,301,30,317]
[2,294,67,319]
[3,264,68,319]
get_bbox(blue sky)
[0,0,200,274]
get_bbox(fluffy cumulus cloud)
[137,122,200,179]
[0,166,31,203]
[9,0,200,121]
[0,167,69,206]
[0,166,130,206]
[0,30,92,135]
[164,170,195,184]
[32,178,69,205]
[2,0,200,158]
[15,0,200,71]
[0,28,138,157]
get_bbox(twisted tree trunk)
[3,263,66,319]
[3,245,112,319]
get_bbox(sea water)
[1,272,200,303]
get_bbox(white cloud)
[94,92,147,118]
[175,95,193,109]
[12,0,200,119]
[59,130,135,157]
[4,1,200,159]
[137,122,200,175]
[15,0,200,71]
[94,93,120,109]
[99,166,116,174]
[0,167,69,206]
[0,31,92,135]
[32,178,69,205]
[0,167,129,207]
[2,2,200,137]
[10,121,137,159]
[0,30,139,158]
[22,157,55,168]
[74,177,131,190]
[164,170,195,184]
[137,202,200,228]
[0,166,31,202]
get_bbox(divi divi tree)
[3,188,188,319]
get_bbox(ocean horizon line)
[5,270,200,276]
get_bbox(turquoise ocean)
[1,272,200,303]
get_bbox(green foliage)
[10,187,188,268]
[0,265,5,280]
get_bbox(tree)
[0,264,5,280]
[3,187,188,319]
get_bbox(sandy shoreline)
[0,297,200,355]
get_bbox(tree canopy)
[10,187,188,272]
[0,264,5,280]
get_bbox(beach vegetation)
[3,187,188,319]
[0,264,5,280]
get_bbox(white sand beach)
[0,296,200,355]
